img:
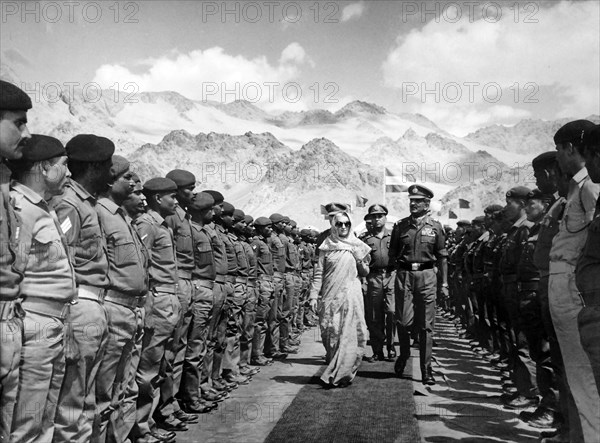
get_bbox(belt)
[273,271,285,279]
[105,290,146,309]
[225,275,236,284]
[235,276,248,285]
[549,261,576,275]
[78,285,106,303]
[193,278,215,290]
[152,284,177,294]
[397,261,434,271]
[501,274,518,283]
[517,281,539,292]
[21,296,70,319]
[177,269,193,280]
[0,299,25,321]
[215,274,227,284]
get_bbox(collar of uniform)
[97,196,120,215]
[0,163,11,185]
[216,223,226,233]
[409,214,430,226]
[147,208,165,226]
[11,181,45,206]
[572,166,589,188]
[68,178,96,202]
[175,205,189,221]
[512,214,528,228]
[553,191,559,199]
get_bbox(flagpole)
[382,166,386,204]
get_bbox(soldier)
[447,220,471,329]
[389,184,448,385]
[0,80,31,441]
[179,192,222,412]
[155,169,199,428]
[287,220,304,342]
[297,229,314,331]
[131,177,181,443]
[93,156,150,443]
[578,124,600,394]
[9,135,75,442]
[280,218,301,353]
[251,217,277,366]
[549,120,600,442]
[360,204,396,362]
[53,134,113,443]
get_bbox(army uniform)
[266,220,286,357]
[240,230,259,372]
[281,228,300,351]
[467,219,491,352]
[297,232,314,330]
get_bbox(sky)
[1,0,599,136]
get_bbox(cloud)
[382,1,599,134]
[341,1,365,22]
[93,44,313,111]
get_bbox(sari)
[310,212,371,386]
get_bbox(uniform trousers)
[395,268,436,376]
[240,282,258,368]
[549,267,600,442]
[156,278,193,420]
[289,274,303,332]
[54,296,108,443]
[252,278,275,360]
[266,275,284,355]
[180,282,213,405]
[10,310,65,443]
[93,299,137,443]
[223,281,247,375]
[279,273,296,348]
[364,270,395,355]
[0,301,23,442]
[295,271,310,330]
[131,290,180,440]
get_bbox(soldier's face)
[409,198,429,216]
[0,110,31,160]
[258,225,272,238]
[201,208,214,224]
[533,168,556,194]
[369,214,386,228]
[94,158,113,193]
[44,155,70,196]
[504,198,522,220]
[177,185,195,206]
[111,169,135,202]
[525,198,546,222]
[123,183,145,216]
[158,192,177,215]
[222,214,234,229]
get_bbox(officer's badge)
[421,227,435,237]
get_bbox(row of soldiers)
[445,119,600,443]
[0,80,321,443]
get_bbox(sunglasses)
[335,222,351,228]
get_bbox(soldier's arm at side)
[581,181,600,222]
[134,217,156,250]
[309,251,325,301]
[53,201,81,256]
[436,223,449,286]
[387,223,399,273]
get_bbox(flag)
[449,210,458,219]
[384,168,409,193]
[458,198,470,209]
[320,205,328,215]
[356,195,368,207]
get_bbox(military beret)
[243,214,254,224]
[281,215,291,224]
[131,172,141,183]
[20,134,65,162]
[484,204,504,214]
[472,216,486,225]
[364,204,388,219]
[408,184,434,199]
[143,177,177,193]
[554,120,596,145]
[166,169,196,188]
[110,155,130,179]
[531,151,557,170]
[233,209,245,222]
[66,134,114,162]
[254,216,272,227]
[0,80,32,111]
[300,229,311,236]
[310,229,319,237]
[222,201,235,216]
[456,220,471,227]
[188,191,214,211]
[583,125,600,151]
[270,213,285,223]
[324,202,348,214]
[289,219,297,227]
[506,186,531,200]
[204,190,224,204]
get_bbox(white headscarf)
[319,211,371,260]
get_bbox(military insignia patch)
[421,227,435,237]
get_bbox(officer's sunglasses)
[335,222,351,227]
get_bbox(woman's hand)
[309,298,318,312]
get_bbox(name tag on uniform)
[421,227,435,237]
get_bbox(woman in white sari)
[309,211,371,388]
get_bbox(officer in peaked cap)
[389,183,448,385]
[360,202,396,362]
[324,202,349,215]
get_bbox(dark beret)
[365,204,388,219]
[166,169,196,188]
[188,191,214,211]
[143,177,177,193]
[527,188,544,200]
[280,215,290,223]
[300,229,311,236]
[506,186,531,200]
[204,190,224,204]
[254,216,272,227]
[408,184,434,199]
[289,219,297,227]
[456,220,471,227]
[324,202,348,214]
[110,155,130,179]
[222,201,235,216]
[0,80,32,111]
[531,151,557,170]
[66,134,114,162]
[20,134,65,162]
[233,209,245,222]
[243,214,254,224]
[472,216,486,225]
[484,204,504,214]
[583,125,600,152]
[554,120,596,145]
[270,213,284,223]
